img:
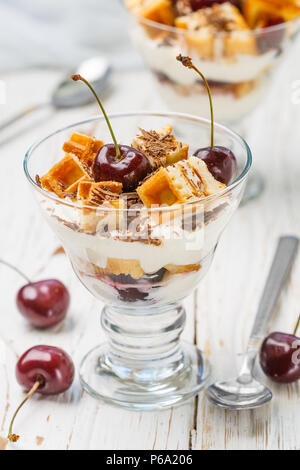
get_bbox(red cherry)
[190,0,240,11]
[8,346,74,442]
[72,75,151,190]
[93,144,151,192]
[17,279,70,329]
[16,345,75,394]
[194,146,237,185]
[260,332,300,384]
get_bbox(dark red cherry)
[16,345,75,395]
[194,146,237,185]
[8,346,75,442]
[260,332,300,384]
[93,144,151,192]
[17,279,70,328]
[190,0,240,11]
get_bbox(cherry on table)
[93,144,151,192]
[259,315,300,384]
[194,146,237,185]
[17,279,70,329]
[8,345,75,442]
[0,259,70,328]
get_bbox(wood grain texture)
[0,46,300,449]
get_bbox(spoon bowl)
[206,377,272,410]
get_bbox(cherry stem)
[293,314,300,336]
[176,55,214,148]
[71,74,121,159]
[0,259,31,283]
[8,380,41,443]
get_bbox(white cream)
[132,25,277,85]
[155,76,267,122]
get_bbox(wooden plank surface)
[0,44,300,449]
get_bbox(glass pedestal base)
[79,342,210,410]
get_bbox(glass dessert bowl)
[24,111,251,410]
[125,0,300,123]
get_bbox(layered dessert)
[125,0,300,121]
[37,122,237,307]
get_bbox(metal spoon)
[206,235,299,410]
[0,56,111,132]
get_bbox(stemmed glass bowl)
[128,11,300,123]
[24,112,251,410]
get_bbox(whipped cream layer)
[156,76,267,122]
[132,25,277,85]
[46,199,234,274]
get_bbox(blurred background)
[0,0,140,70]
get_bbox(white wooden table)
[1,44,300,450]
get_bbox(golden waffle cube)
[132,125,189,170]
[40,155,86,198]
[124,0,175,25]
[175,3,257,58]
[77,181,123,205]
[62,133,104,176]
[137,157,225,207]
[243,0,300,29]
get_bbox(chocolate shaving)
[35,174,42,187]
[89,186,121,206]
[134,128,179,169]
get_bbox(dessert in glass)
[125,0,300,123]
[24,75,251,409]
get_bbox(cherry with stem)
[260,314,300,384]
[71,75,151,192]
[8,345,75,442]
[0,259,70,328]
[176,54,237,186]
[72,74,121,160]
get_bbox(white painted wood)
[0,43,300,449]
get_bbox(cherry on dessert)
[190,0,239,10]
[194,146,237,185]
[176,54,237,185]
[17,279,70,329]
[8,345,75,442]
[259,315,300,384]
[93,144,151,192]
[72,75,151,191]
[0,259,70,328]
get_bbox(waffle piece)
[137,156,225,207]
[77,181,123,206]
[165,263,201,273]
[175,3,257,58]
[79,198,125,234]
[132,125,189,170]
[40,155,87,198]
[243,0,300,29]
[124,0,175,26]
[62,133,104,176]
[106,258,145,279]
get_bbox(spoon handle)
[0,102,48,132]
[249,235,299,348]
